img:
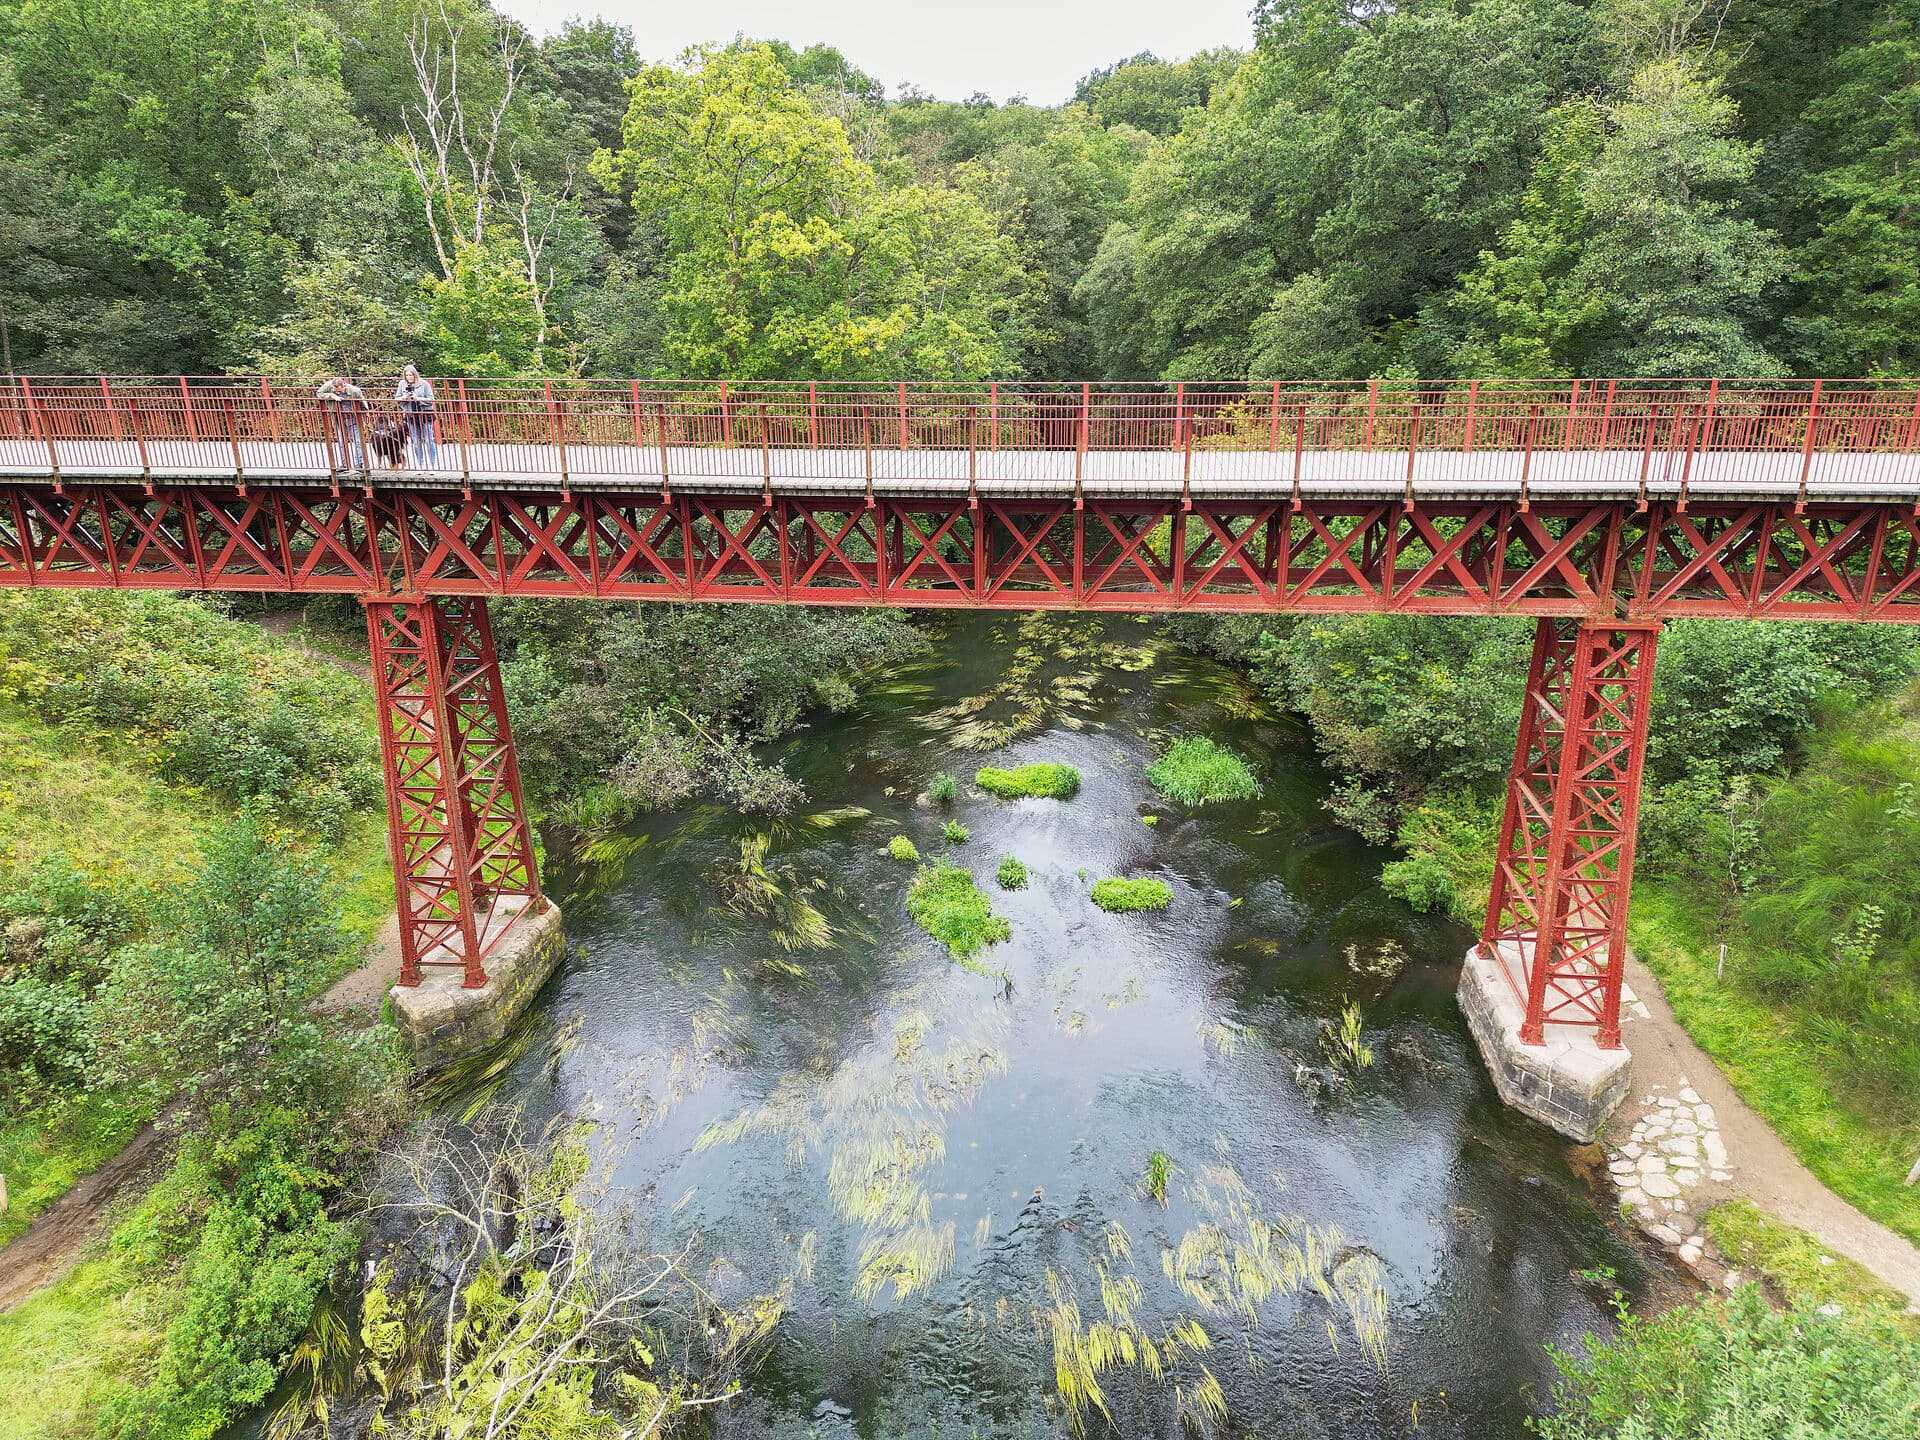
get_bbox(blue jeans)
[331,411,365,470]
[407,414,438,468]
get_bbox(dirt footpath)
[0,1124,168,1311]
[1603,951,1920,1307]
[322,911,404,1013]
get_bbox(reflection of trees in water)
[920,611,1169,751]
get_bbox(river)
[479,610,1649,1437]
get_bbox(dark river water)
[493,611,1646,1437]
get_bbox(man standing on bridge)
[315,376,368,475]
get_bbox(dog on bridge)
[369,416,408,471]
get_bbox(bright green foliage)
[1090,877,1172,913]
[926,772,959,805]
[1145,737,1259,807]
[1569,59,1788,377]
[1787,7,1920,373]
[905,862,1011,963]
[422,236,547,377]
[1379,851,1457,916]
[1436,101,1611,376]
[975,762,1082,799]
[1082,0,1602,379]
[1073,50,1242,136]
[942,820,970,845]
[887,835,920,863]
[995,855,1029,890]
[596,44,1027,379]
[0,591,380,842]
[90,820,380,1121]
[107,1111,361,1440]
[1538,1288,1920,1440]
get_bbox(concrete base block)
[389,900,566,1071]
[1458,945,1631,1143]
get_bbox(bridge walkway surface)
[4,435,1920,502]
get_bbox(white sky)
[494,1,1258,105]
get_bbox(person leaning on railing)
[315,376,369,473]
[395,363,438,470]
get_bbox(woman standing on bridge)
[395,364,438,470]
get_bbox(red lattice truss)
[365,596,542,987]
[4,487,1920,619]
[1481,620,1660,1047]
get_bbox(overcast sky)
[493,1,1257,104]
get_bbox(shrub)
[1090,877,1172,913]
[996,855,1029,890]
[1538,1288,1920,1440]
[906,863,1010,964]
[1146,737,1258,806]
[975,763,1081,800]
[1380,852,1456,914]
[942,820,970,845]
[926,772,958,805]
[887,835,920,863]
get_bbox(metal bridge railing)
[5,376,1920,495]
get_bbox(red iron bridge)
[5,376,1919,1059]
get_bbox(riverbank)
[1601,949,1920,1307]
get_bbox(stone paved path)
[1595,953,1920,1309]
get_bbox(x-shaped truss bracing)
[365,595,542,986]
[1481,618,1661,1048]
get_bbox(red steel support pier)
[365,594,542,988]
[1480,619,1661,1049]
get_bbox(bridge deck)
[5,437,1919,501]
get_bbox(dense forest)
[1,0,1916,384]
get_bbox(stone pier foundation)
[388,901,566,1071]
[1458,945,1631,1142]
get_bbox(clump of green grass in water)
[906,861,1011,968]
[1320,1000,1374,1073]
[887,834,920,863]
[1090,877,1171,913]
[926,772,958,805]
[942,819,970,845]
[1146,736,1259,805]
[974,762,1081,800]
[1144,1149,1174,1205]
[996,855,1029,890]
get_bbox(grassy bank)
[1391,689,1920,1246]
[0,592,392,1243]
[1630,886,1920,1243]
